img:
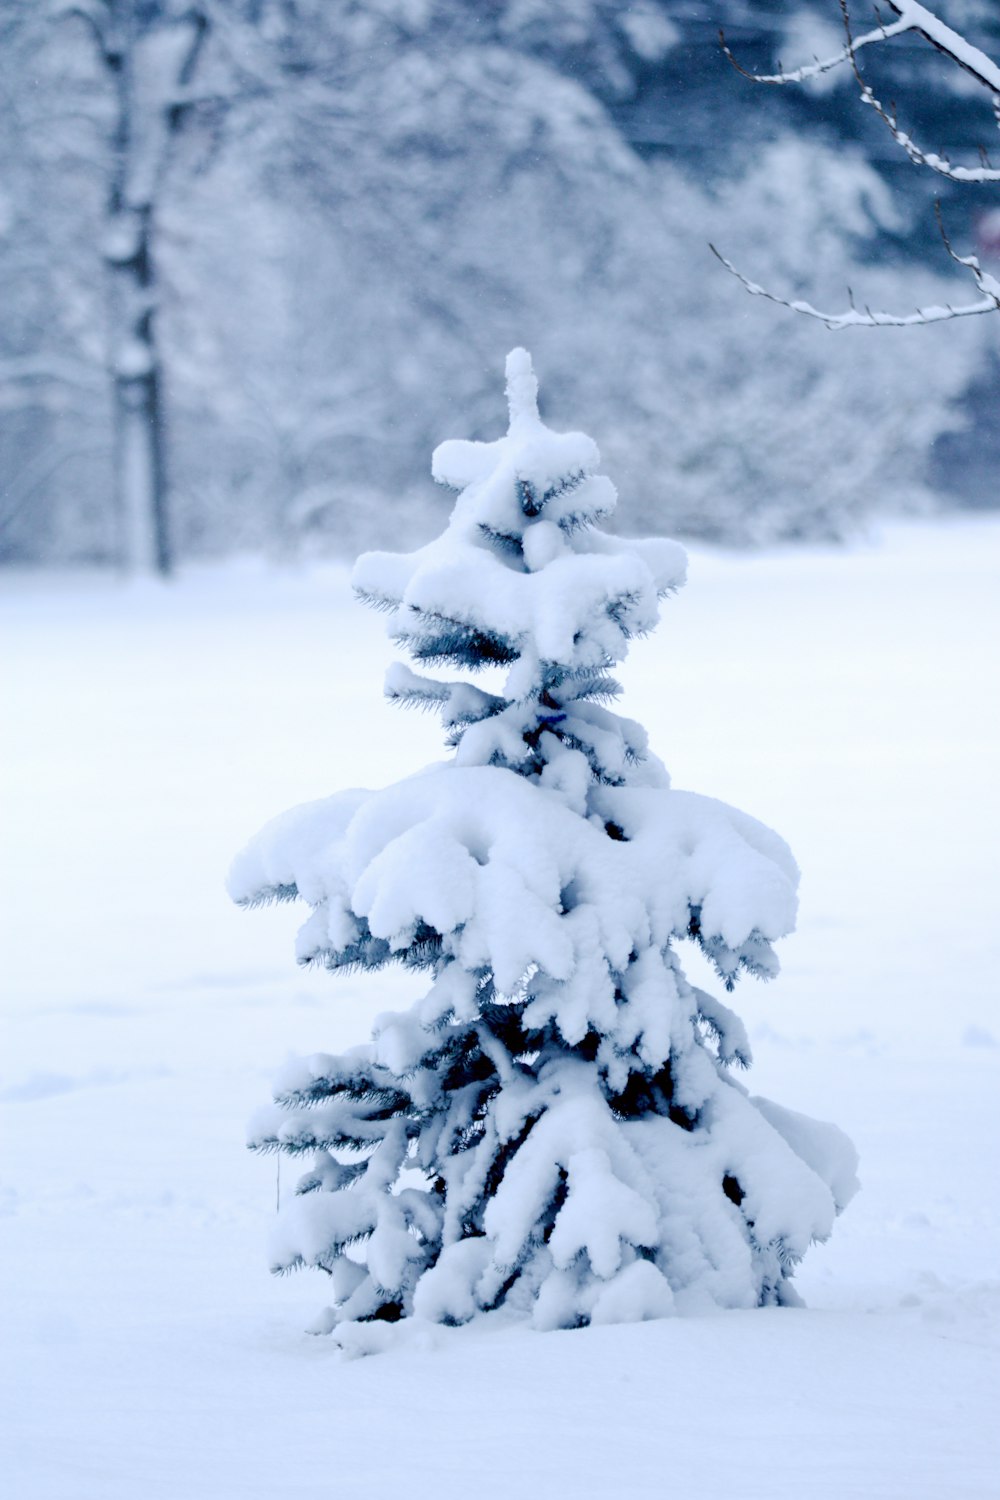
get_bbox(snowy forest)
[2,0,998,571]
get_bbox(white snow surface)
[2,517,999,1497]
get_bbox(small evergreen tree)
[230,350,858,1337]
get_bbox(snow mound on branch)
[228,764,799,1007]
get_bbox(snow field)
[1,517,998,1497]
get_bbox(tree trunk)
[107,209,171,576]
[105,15,172,577]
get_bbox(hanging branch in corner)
[715,0,1000,328]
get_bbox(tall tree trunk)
[103,2,206,577]
[107,201,171,576]
[106,15,171,576]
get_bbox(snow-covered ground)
[2,517,998,1499]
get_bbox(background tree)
[2,1,995,567]
[230,350,858,1343]
[0,1,214,573]
[85,0,208,575]
[0,0,322,573]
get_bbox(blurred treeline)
[1,0,997,571]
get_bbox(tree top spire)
[505,346,539,429]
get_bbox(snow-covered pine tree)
[230,349,858,1338]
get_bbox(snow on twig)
[838,4,1000,183]
[722,1,1000,95]
[716,2,1000,326]
[709,243,1000,328]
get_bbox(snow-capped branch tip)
[505,347,540,430]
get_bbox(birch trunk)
[105,16,170,576]
[107,201,170,576]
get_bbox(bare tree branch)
[720,7,912,87]
[935,200,1000,306]
[723,1,1000,95]
[839,3,1000,183]
[716,1,1000,328]
[709,244,999,328]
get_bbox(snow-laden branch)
[724,1,1000,183]
[728,0,1000,182]
[728,0,1000,183]
[936,202,1000,304]
[709,243,999,328]
[717,1,1000,327]
[723,1,1000,96]
[721,5,910,86]
[838,3,1000,184]
[852,83,1000,184]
